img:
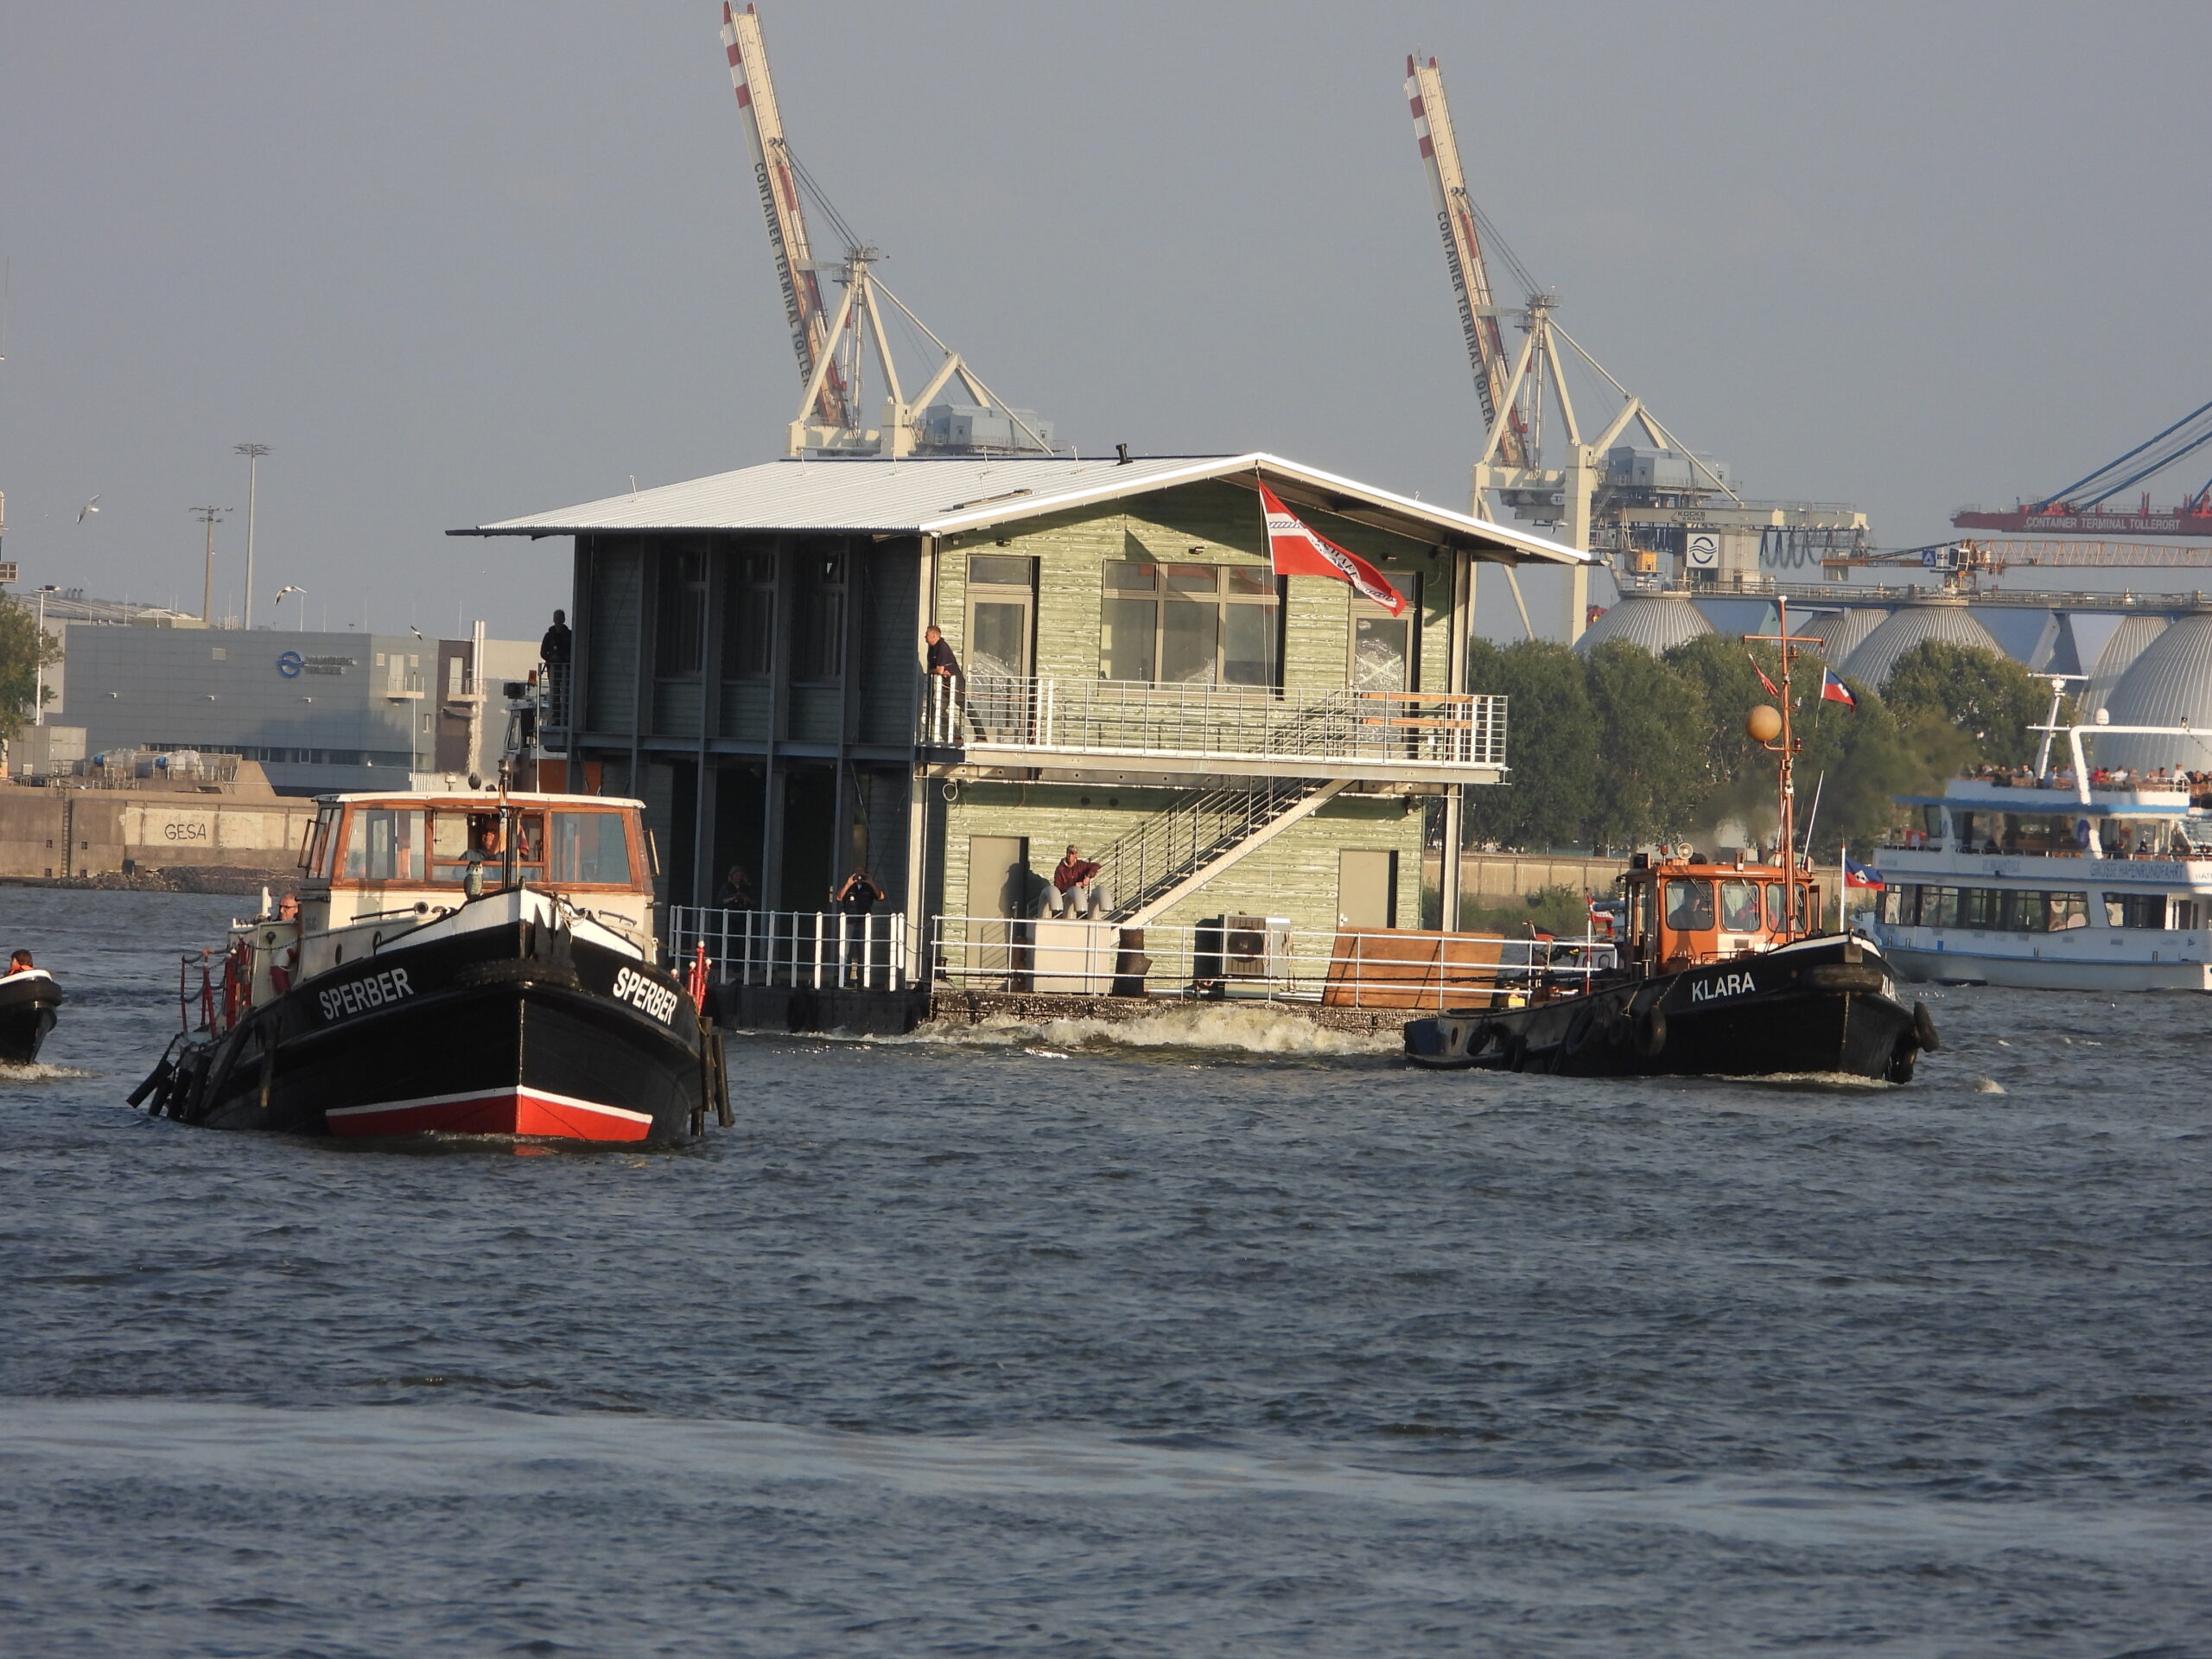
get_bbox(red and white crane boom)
[1404,54,1529,473]
[721,3,850,432]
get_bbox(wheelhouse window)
[1663,879,1715,931]
[1097,560,1279,687]
[550,811,635,886]
[1719,880,1763,931]
[655,544,709,678]
[340,807,425,882]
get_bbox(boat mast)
[1747,595,1819,941]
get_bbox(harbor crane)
[1404,52,1866,639]
[719,3,1054,458]
[1953,397,2212,538]
[1826,537,2212,595]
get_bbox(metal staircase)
[1103,777,1351,926]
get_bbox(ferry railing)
[927,914,1617,1012]
[919,675,1507,772]
[667,906,909,992]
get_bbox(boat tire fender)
[1912,1001,1942,1052]
[1635,1004,1668,1058]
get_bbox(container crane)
[718,3,1055,458]
[1952,398,2212,537]
[1406,52,1768,639]
[1826,537,2212,595]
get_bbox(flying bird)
[77,495,100,523]
[408,624,424,639]
[273,584,308,608]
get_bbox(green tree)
[0,597,57,742]
[1582,639,1708,852]
[1878,639,2052,764]
[1463,639,1598,850]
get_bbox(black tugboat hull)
[0,971,64,1065]
[1404,935,1931,1083]
[148,920,717,1145]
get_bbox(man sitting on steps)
[1046,845,1109,919]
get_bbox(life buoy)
[1635,1003,1669,1058]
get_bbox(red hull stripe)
[327,1087,655,1142]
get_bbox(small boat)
[130,790,728,1144]
[1406,599,1938,1082]
[0,964,65,1064]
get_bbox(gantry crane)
[718,3,1054,458]
[1953,397,2212,537]
[1404,52,1866,639]
[1825,538,2212,594]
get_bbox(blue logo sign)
[277,651,304,679]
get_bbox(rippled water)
[2,887,2207,1656]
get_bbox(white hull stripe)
[327,1088,655,1125]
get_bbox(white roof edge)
[455,452,1589,567]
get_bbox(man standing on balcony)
[1047,845,1109,919]
[539,608,573,730]
[924,623,985,741]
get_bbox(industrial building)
[454,451,1584,967]
[54,624,538,795]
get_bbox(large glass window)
[1097,561,1279,687]
[550,811,634,885]
[655,545,708,677]
[791,545,846,682]
[2105,892,2169,928]
[721,550,776,681]
[1351,579,1421,692]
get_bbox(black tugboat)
[131,791,728,1144]
[0,960,64,1064]
[1406,601,1939,1082]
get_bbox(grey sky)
[2,1,2206,643]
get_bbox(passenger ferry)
[1869,720,2212,992]
[131,791,728,1143]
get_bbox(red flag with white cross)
[1258,481,1406,615]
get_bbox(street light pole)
[190,505,231,626]
[235,442,271,629]
[34,584,57,726]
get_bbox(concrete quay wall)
[0,788,315,882]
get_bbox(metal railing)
[668,907,909,992]
[931,914,1617,1010]
[920,674,1506,770]
[1096,778,1331,922]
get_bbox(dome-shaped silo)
[1801,607,1889,664]
[2079,613,2169,721]
[2085,612,2212,776]
[1840,599,2006,688]
[1573,593,1714,658]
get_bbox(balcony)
[918,675,1507,785]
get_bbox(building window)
[1098,561,1279,687]
[721,550,777,681]
[1350,575,1421,691]
[656,545,709,678]
[791,545,845,683]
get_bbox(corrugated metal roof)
[451,452,1588,566]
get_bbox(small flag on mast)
[1842,854,1885,890]
[1747,652,1781,698]
[1258,481,1406,614]
[1821,666,1858,708]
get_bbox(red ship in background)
[1955,397,2212,537]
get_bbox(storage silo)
[2079,614,2169,721]
[1572,593,1713,658]
[1801,607,1888,664]
[1840,599,2005,688]
[2086,612,2212,776]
